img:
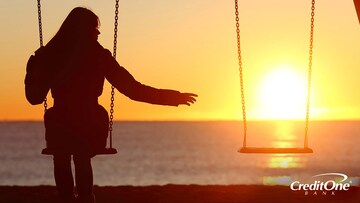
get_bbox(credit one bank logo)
[290,173,351,195]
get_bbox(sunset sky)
[0,0,360,121]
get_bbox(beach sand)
[0,185,359,203]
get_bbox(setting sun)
[255,66,308,120]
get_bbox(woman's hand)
[178,92,198,106]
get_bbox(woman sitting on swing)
[31,7,197,203]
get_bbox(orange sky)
[0,0,360,121]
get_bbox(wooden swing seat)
[239,147,313,154]
[41,147,117,155]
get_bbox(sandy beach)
[0,185,359,203]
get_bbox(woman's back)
[50,41,106,108]
[43,40,110,155]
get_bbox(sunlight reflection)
[266,155,306,169]
[270,121,302,148]
[263,176,293,186]
[274,121,296,140]
[271,140,295,148]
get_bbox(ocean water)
[0,121,359,186]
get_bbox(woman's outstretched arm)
[102,50,197,106]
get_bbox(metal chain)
[37,0,43,47]
[235,0,247,147]
[109,0,120,148]
[37,0,48,112]
[305,0,315,148]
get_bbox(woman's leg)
[53,154,76,202]
[73,155,95,203]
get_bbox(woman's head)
[62,7,99,40]
[48,7,100,46]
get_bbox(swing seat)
[41,147,118,155]
[238,147,313,154]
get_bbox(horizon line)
[1,119,360,122]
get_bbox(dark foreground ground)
[0,185,359,203]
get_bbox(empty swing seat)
[239,147,313,154]
[41,147,117,155]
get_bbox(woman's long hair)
[45,7,99,57]
[42,7,100,86]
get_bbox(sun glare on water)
[256,66,308,120]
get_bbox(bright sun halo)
[256,66,308,120]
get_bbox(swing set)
[35,0,321,156]
[237,0,360,153]
[235,0,315,154]
[37,0,119,155]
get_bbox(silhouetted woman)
[34,7,196,203]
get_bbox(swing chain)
[37,0,43,47]
[305,0,315,148]
[113,0,119,59]
[37,0,48,112]
[109,0,119,148]
[235,0,247,147]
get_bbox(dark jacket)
[42,40,180,155]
